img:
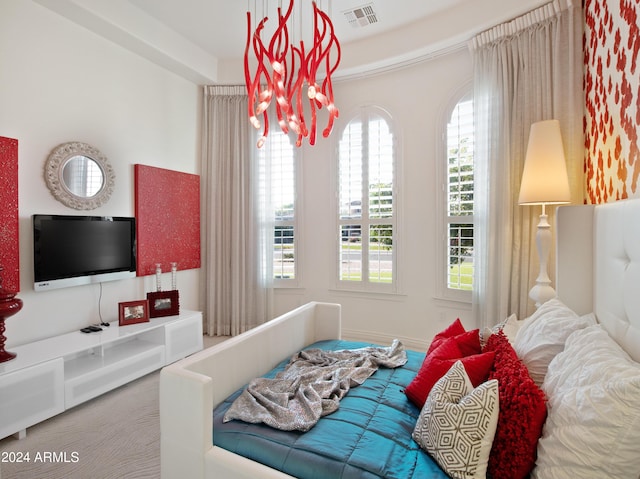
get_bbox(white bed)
[159,199,640,479]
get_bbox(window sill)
[328,288,407,302]
[432,295,472,307]
[274,285,305,291]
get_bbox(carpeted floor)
[0,335,226,479]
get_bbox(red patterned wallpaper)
[134,164,201,277]
[0,137,19,293]
[584,0,640,203]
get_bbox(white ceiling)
[127,0,467,61]
[33,0,548,84]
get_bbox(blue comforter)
[213,340,449,479]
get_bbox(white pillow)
[412,361,499,479]
[513,299,596,387]
[500,313,524,343]
[532,325,640,479]
[481,314,521,348]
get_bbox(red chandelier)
[244,0,341,148]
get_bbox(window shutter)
[446,98,474,292]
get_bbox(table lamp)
[518,119,571,307]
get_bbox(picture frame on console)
[118,299,150,326]
[147,290,179,318]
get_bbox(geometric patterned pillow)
[413,361,499,479]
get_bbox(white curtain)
[201,85,273,336]
[469,0,583,328]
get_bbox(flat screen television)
[33,214,136,291]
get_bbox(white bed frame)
[556,199,640,362]
[160,199,640,479]
[160,302,341,479]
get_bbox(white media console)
[0,310,203,440]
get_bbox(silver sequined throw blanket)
[223,340,407,431]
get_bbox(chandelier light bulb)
[276,95,288,108]
[289,117,301,135]
[271,61,284,74]
[256,101,269,115]
[249,115,261,129]
[258,89,272,101]
[314,91,327,105]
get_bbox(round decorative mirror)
[44,142,115,210]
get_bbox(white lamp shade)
[518,119,571,205]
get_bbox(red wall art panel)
[0,137,19,293]
[584,0,640,203]
[134,164,200,277]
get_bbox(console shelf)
[65,338,162,381]
[0,310,203,440]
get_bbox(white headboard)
[556,199,640,362]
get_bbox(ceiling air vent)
[343,3,378,28]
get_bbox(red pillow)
[483,331,547,479]
[446,328,483,357]
[426,318,466,356]
[405,330,494,408]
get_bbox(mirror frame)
[44,142,115,210]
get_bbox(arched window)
[442,92,474,299]
[337,107,397,291]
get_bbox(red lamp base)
[0,346,16,363]
[0,290,22,363]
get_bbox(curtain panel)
[469,0,583,328]
[201,85,273,336]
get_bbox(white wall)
[273,48,476,350]
[0,1,200,347]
